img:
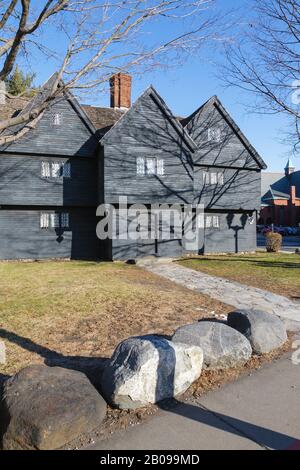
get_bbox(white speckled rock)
[227,309,288,354]
[172,321,252,369]
[101,335,203,409]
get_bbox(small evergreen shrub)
[265,232,282,253]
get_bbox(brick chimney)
[109,73,132,109]
[290,185,296,205]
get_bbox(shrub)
[265,232,282,253]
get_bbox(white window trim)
[40,212,70,230]
[52,112,62,126]
[136,157,165,177]
[203,171,225,186]
[208,127,221,143]
[205,215,220,230]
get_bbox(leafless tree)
[223,0,300,153]
[0,0,225,145]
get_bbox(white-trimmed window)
[61,212,69,229]
[205,215,220,229]
[218,172,224,185]
[146,158,156,175]
[157,158,165,176]
[51,162,61,178]
[52,112,62,126]
[203,171,224,186]
[136,157,165,176]
[40,212,70,230]
[62,161,71,178]
[40,213,50,229]
[208,127,221,143]
[136,157,145,175]
[41,161,51,178]
[41,161,71,179]
[210,172,217,185]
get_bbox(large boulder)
[172,321,252,369]
[0,364,107,450]
[227,309,288,354]
[101,335,203,409]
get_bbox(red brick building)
[260,159,300,227]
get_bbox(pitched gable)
[1,76,98,157]
[184,96,267,170]
[101,86,197,152]
[101,86,196,204]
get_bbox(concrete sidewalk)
[88,355,300,450]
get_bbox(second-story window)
[41,161,71,179]
[136,157,165,176]
[40,212,70,230]
[203,171,224,186]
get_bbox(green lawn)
[177,252,300,300]
[0,260,227,378]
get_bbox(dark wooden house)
[0,73,267,260]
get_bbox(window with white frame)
[146,158,156,175]
[62,161,71,178]
[52,112,62,126]
[136,157,145,175]
[208,127,221,143]
[205,215,220,229]
[203,171,224,186]
[51,162,61,178]
[210,172,217,185]
[217,172,224,185]
[41,161,71,179]
[40,212,70,230]
[157,158,165,176]
[41,161,51,178]
[136,157,165,176]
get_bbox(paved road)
[257,234,300,252]
[89,355,300,450]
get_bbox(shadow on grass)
[0,328,109,390]
[178,257,300,270]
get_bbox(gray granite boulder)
[227,309,288,354]
[101,335,203,409]
[0,364,106,450]
[172,321,252,369]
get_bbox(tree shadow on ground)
[0,328,109,391]
[178,257,300,270]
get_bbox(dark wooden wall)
[0,208,99,260]
[102,90,194,205]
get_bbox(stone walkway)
[139,258,300,324]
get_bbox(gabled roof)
[261,169,300,201]
[100,85,197,152]
[0,74,98,139]
[183,95,267,170]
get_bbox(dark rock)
[0,364,106,450]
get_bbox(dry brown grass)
[0,260,230,379]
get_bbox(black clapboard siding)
[186,100,261,170]
[0,208,99,260]
[102,91,194,205]
[194,166,261,210]
[203,212,257,254]
[2,97,98,157]
[0,154,97,206]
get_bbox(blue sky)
[23,0,295,172]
